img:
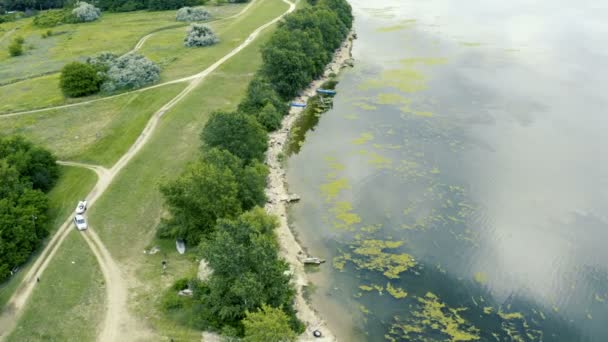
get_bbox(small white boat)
[302,257,326,265]
[176,239,186,254]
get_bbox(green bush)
[59,62,102,97]
[243,305,297,342]
[0,135,59,282]
[8,40,23,56]
[14,36,24,44]
[255,103,282,131]
[200,111,268,163]
[33,9,74,27]
[41,29,54,38]
[159,158,241,244]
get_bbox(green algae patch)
[360,68,427,93]
[377,24,409,32]
[331,201,361,229]
[353,101,378,111]
[400,57,447,66]
[388,292,480,341]
[325,157,345,172]
[359,305,370,314]
[360,284,384,295]
[375,93,411,105]
[473,272,487,284]
[386,282,408,299]
[358,149,393,169]
[459,42,483,47]
[332,254,348,270]
[321,178,350,201]
[335,239,416,279]
[359,285,374,291]
[498,310,524,320]
[377,19,417,32]
[352,132,374,145]
[483,306,494,315]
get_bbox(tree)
[176,6,210,21]
[243,305,297,342]
[255,103,282,131]
[200,148,267,210]
[318,0,353,29]
[197,209,297,331]
[238,76,288,117]
[72,1,101,22]
[200,111,268,162]
[0,135,59,192]
[148,0,202,11]
[59,61,102,97]
[97,53,160,92]
[0,135,58,282]
[184,23,218,47]
[160,159,241,244]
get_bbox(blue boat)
[291,102,307,108]
[316,89,337,95]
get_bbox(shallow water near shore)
[287,0,608,340]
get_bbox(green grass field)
[142,0,288,81]
[6,231,105,342]
[0,4,246,82]
[1,0,288,339]
[0,83,186,167]
[0,165,96,309]
[86,13,277,340]
[0,3,247,113]
[0,74,66,113]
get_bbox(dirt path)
[130,0,260,54]
[0,0,263,118]
[0,28,16,44]
[0,161,109,340]
[0,1,296,341]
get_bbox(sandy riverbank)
[264,31,356,341]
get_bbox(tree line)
[1,0,207,12]
[159,0,352,340]
[0,136,59,282]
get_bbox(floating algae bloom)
[330,201,362,230]
[386,282,408,299]
[387,292,480,341]
[352,132,374,145]
[333,239,416,278]
[320,178,351,201]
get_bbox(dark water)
[286,0,608,340]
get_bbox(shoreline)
[264,30,356,341]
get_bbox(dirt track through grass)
[0,1,296,340]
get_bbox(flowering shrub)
[85,52,160,92]
[184,24,219,47]
[176,7,210,22]
[72,1,101,22]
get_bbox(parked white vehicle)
[75,200,87,214]
[74,214,88,231]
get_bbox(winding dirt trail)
[0,0,262,118]
[0,28,16,44]
[129,0,259,54]
[0,1,296,341]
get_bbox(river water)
[286,0,608,341]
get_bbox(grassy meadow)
[0,0,288,340]
[0,3,248,113]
